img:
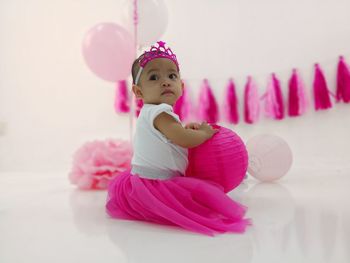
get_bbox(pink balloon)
[82,23,135,82]
[246,134,293,182]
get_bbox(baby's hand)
[185,122,201,130]
[198,122,218,139]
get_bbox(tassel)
[313,63,332,110]
[264,73,285,120]
[197,79,219,123]
[114,80,130,113]
[224,78,239,124]
[336,56,350,103]
[135,97,143,117]
[174,82,192,122]
[288,69,308,117]
[244,76,260,124]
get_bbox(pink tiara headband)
[134,41,179,85]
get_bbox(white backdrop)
[1,0,350,173]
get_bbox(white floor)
[0,168,349,263]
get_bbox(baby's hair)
[131,55,144,85]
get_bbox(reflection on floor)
[0,168,349,263]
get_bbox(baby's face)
[133,58,183,106]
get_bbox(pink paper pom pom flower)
[69,139,133,190]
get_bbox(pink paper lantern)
[185,125,248,193]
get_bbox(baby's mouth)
[161,90,174,95]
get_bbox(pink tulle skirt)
[106,171,251,236]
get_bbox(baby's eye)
[169,73,178,79]
[149,74,159,81]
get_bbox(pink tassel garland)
[197,79,219,123]
[264,73,284,120]
[288,69,308,116]
[244,76,260,124]
[313,63,332,110]
[224,78,239,124]
[336,56,350,103]
[114,80,130,113]
[174,82,192,122]
[135,97,144,117]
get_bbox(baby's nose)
[162,81,171,87]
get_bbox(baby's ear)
[132,84,143,99]
[181,81,185,92]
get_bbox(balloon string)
[133,0,138,49]
[130,0,138,143]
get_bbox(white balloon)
[121,0,168,46]
[246,134,293,182]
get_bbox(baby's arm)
[184,122,200,130]
[154,113,217,148]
